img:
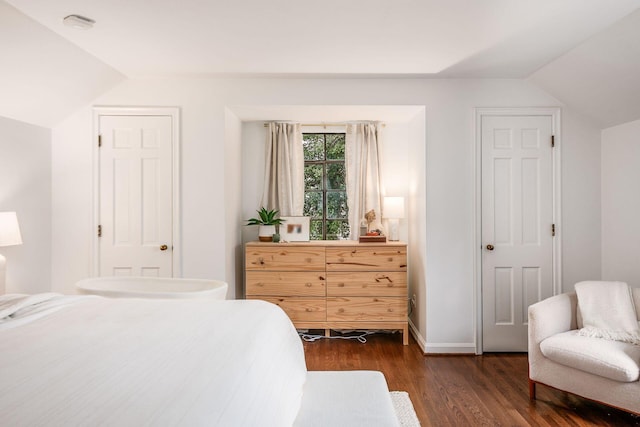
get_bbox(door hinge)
[98,134,102,147]
[551,135,555,148]
[552,223,555,237]
[98,224,102,237]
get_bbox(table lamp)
[383,197,404,241]
[0,212,23,294]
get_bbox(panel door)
[98,115,173,277]
[482,115,554,351]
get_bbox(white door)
[481,115,555,351]
[98,114,174,277]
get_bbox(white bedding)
[0,295,307,426]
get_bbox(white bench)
[295,371,400,426]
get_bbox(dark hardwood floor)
[302,332,640,426]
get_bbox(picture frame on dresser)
[280,216,310,241]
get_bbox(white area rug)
[390,391,421,426]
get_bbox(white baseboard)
[408,319,476,354]
[408,318,427,353]
[424,343,476,354]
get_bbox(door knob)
[486,244,494,251]
[160,244,168,251]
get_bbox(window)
[303,133,349,240]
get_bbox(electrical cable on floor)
[298,330,398,344]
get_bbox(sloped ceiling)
[6,0,637,78]
[1,0,639,128]
[529,9,640,129]
[0,1,124,127]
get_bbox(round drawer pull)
[305,283,312,287]
[338,308,345,313]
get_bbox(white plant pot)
[258,225,276,242]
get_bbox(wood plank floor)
[302,332,640,426]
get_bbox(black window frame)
[303,132,349,240]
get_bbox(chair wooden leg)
[529,379,536,401]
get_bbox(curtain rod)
[263,122,385,128]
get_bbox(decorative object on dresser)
[245,240,409,345]
[0,212,23,295]
[245,207,285,242]
[280,216,310,242]
[359,208,386,242]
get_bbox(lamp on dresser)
[383,197,404,241]
[0,211,23,294]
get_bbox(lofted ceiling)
[529,9,640,128]
[1,0,640,128]
[6,0,638,78]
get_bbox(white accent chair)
[528,288,640,414]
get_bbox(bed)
[0,293,399,426]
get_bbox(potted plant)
[246,207,285,242]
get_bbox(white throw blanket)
[575,281,640,345]
[0,293,94,329]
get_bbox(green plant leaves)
[246,207,284,225]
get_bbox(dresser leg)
[403,324,409,345]
[325,328,331,337]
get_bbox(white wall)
[224,109,243,298]
[561,110,603,290]
[50,76,602,352]
[407,110,427,349]
[0,115,51,293]
[601,119,640,286]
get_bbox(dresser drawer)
[246,247,325,271]
[326,272,406,297]
[251,296,326,322]
[326,246,407,271]
[327,297,406,321]
[246,271,326,297]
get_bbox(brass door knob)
[160,244,168,251]
[486,244,494,251]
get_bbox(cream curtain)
[346,122,383,240]
[261,123,304,216]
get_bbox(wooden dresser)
[245,241,408,345]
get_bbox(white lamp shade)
[0,212,23,247]
[383,197,405,219]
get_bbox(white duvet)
[0,294,307,426]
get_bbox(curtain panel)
[345,122,384,240]
[261,123,304,216]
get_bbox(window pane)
[303,132,347,240]
[326,192,348,219]
[310,220,323,240]
[326,220,350,240]
[303,134,324,161]
[304,164,323,190]
[326,134,345,160]
[304,192,323,218]
[326,163,345,190]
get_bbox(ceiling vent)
[63,14,95,30]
